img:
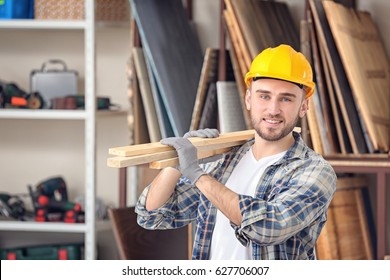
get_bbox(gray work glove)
[161,128,220,184]
[183,128,219,139]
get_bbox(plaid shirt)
[135,132,336,260]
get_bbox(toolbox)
[0,0,34,19]
[31,59,78,108]
[0,244,83,260]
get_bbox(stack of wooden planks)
[130,0,203,139]
[305,0,390,155]
[107,130,255,169]
[222,0,299,130]
[316,176,373,259]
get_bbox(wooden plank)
[318,31,350,154]
[230,0,260,59]
[223,12,251,129]
[309,0,368,154]
[144,47,175,138]
[109,129,255,157]
[132,47,162,142]
[149,147,233,169]
[131,0,203,136]
[198,82,218,129]
[316,176,373,259]
[308,9,339,154]
[323,1,390,152]
[301,20,324,154]
[223,10,247,78]
[190,48,219,131]
[224,0,251,69]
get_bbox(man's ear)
[299,98,309,118]
[245,89,251,110]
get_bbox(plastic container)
[0,0,34,19]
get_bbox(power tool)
[28,176,84,223]
[0,80,44,109]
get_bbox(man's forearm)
[195,175,242,225]
[145,167,181,211]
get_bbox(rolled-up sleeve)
[135,177,200,230]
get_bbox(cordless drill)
[28,177,84,223]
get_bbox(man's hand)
[160,128,220,184]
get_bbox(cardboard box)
[34,0,129,21]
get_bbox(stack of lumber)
[222,0,299,129]
[316,176,374,259]
[107,130,255,169]
[305,0,390,155]
[129,0,203,140]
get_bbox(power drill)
[28,176,84,223]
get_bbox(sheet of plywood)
[223,10,247,78]
[190,48,219,131]
[323,0,389,152]
[223,12,251,129]
[132,47,162,142]
[131,0,203,136]
[308,9,339,154]
[316,176,373,259]
[144,48,174,139]
[198,82,218,130]
[224,0,251,70]
[309,0,368,154]
[318,29,351,154]
[301,20,324,154]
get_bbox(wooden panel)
[301,20,324,154]
[191,48,218,131]
[144,48,175,138]
[108,207,188,260]
[131,0,203,136]
[309,0,368,154]
[198,82,218,130]
[316,176,373,260]
[132,47,162,142]
[223,12,251,129]
[308,9,340,154]
[323,1,390,152]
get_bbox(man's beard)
[251,111,300,142]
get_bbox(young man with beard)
[135,44,337,260]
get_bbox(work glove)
[161,128,220,184]
[183,128,219,139]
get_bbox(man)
[135,44,337,260]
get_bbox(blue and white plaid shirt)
[136,132,337,260]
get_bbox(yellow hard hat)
[244,44,315,98]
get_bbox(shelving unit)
[0,0,114,260]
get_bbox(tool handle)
[41,59,68,72]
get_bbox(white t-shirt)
[209,148,286,260]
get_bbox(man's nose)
[268,100,281,115]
